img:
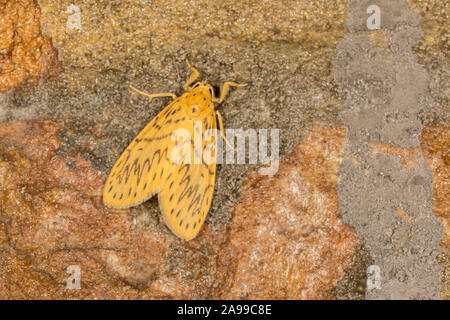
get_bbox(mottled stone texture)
[420,123,449,300]
[0,120,227,299]
[224,126,359,299]
[3,0,351,233]
[0,0,58,92]
[420,123,449,248]
[406,0,449,125]
[0,0,447,300]
[0,122,358,299]
[334,0,443,299]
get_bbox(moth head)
[191,82,214,97]
[187,82,215,117]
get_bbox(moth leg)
[130,85,177,100]
[184,59,200,91]
[216,110,237,152]
[213,81,247,104]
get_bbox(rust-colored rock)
[0,122,360,299]
[420,122,449,248]
[0,0,58,92]
[0,120,229,299]
[223,126,359,299]
[368,142,421,169]
[419,122,450,300]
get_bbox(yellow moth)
[103,60,246,240]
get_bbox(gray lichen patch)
[334,0,443,299]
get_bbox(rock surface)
[224,126,359,299]
[334,0,445,299]
[0,0,447,300]
[420,123,449,248]
[420,123,449,300]
[0,120,231,299]
[0,121,359,299]
[0,0,58,92]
